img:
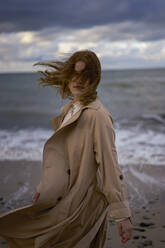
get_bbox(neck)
[72,96,80,103]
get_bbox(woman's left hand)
[32,192,40,203]
[116,218,133,244]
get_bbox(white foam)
[3,182,31,210]
[142,113,165,124]
[0,128,53,161]
[0,127,164,166]
[116,128,165,166]
[0,127,165,209]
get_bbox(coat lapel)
[50,101,72,131]
[50,97,100,133]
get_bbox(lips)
[73,86,84,89]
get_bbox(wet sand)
[0,160,165,248]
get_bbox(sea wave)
[0,128,52,161]
[0,127,164,166]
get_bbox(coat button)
[57,196,62,201]
[67,169,71,175]
[119,174,124,180]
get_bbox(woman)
[0,50,133,247]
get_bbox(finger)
[122,230,132,243]
[33,193,40,202]
[120,230,127,243]
[117,223,123,237]
[32,195,37,202]
[32,197,36,202]
[36,195,40,201]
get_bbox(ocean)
[0,68,165,207]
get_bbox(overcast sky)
[0,0,165,72]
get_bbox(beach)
[0,69,165,247]
[0,160,165,248]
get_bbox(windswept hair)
[34,50,101,106]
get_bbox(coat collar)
[50,96,101,132]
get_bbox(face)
[68,61,90,99]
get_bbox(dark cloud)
[0,0,165,41]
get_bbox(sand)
[0,160,165,248]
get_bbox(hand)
[116,218,133,244]
[32,192,40,203]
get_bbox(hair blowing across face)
[34,50,101,106]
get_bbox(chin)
[72,90,82,95]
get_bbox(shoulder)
[83,101,114,128]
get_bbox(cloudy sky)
[0,0,165,72]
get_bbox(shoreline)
[0,160,165,247]
[1,206,165,248]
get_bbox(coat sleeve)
[93,110,132,221]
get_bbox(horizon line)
[0,66,165,74]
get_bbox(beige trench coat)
[0,96,132,248]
